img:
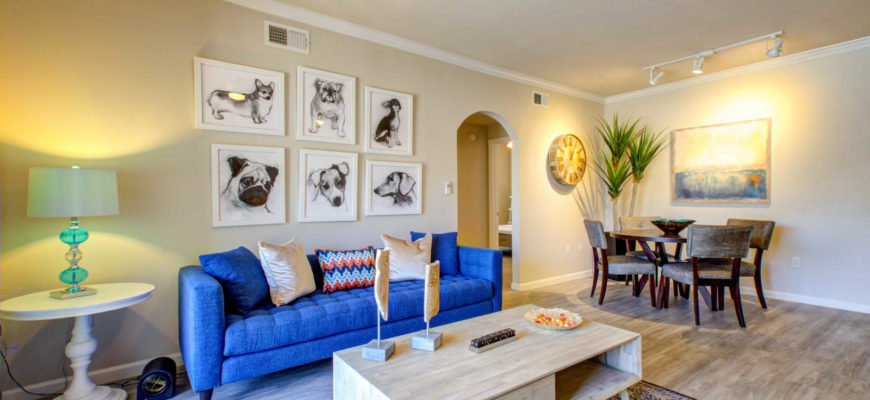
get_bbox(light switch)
[443,182,453,195]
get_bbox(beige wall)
[456,123,489,247]
[0,0,602,389]
[606,46,870,309]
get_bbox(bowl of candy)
[523,306,582,331]
[651,218,695,236]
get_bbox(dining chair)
[661,225,752,327]
[584,220,657,306]
[704,219,775,309]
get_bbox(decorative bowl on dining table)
[651,218,695,235]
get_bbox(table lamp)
[27,166,119,299]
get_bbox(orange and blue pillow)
[316,246,377,293]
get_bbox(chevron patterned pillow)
[316,246,377,293]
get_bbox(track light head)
[649,68,664,85]
[766,38,783,57]
[692,56,704,74]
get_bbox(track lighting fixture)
[766,38,783,57]
[649,68,663,85]
[692,56,704,74]
[642,30,783,84]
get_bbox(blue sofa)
[179,245,501,399]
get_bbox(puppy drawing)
[373,98,402,148]
[373,171,416,206]
[222,156,279,213]
[307,162,350,207]
[308,79,346,137]
[208,79,275,124]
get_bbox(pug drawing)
[221,156,279,214]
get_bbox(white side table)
[0,283,154,400]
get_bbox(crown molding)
[605,35,870,104]
[223,0,605,103]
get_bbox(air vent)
[265,21,309,54]
[532,91,550,107]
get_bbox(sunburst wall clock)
[548,134,586,185]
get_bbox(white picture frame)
[364,160,423,216]
[194,57,285,136]
[364,87,414,156]
[298,149,358,222]
[212,144,286,227]
[296,66,356,145]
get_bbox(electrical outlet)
[792,257,800,269]
[565,245,571,254]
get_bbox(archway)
[456,111,520,289]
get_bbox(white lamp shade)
[27,168,120,218]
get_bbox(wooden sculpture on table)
[362,249,395,361]
[412,261,442,351]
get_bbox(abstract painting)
[671,118,770,203]
[212,144,285,227]
[364,87,414,156]
[364,161,422,216]
[194,57,285,136]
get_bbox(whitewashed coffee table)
[333,305,641,400]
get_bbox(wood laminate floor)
[145,256,869,399]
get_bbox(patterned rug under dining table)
[333,305,642,400]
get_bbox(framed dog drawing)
[298,149,358,222]
[364,87,414,156]
[364,161,422,216]
[195,57,285,136]
[212,144,285,227]
[297,66,356,145]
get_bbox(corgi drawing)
[208,79,275,124]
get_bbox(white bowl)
[523,306,582,331]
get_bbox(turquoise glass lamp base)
[51,217,98,300]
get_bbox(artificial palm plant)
[593,114,639,229]
[626,126,668,216]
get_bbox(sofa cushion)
[382,233,431,281]
[316,246,377,293]
[223,274,494,357]
[258,239,317,306]
[411,231,459,275]
[199,247,269,314]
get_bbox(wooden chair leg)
[692,284,700,326]
[648,273,657,307]
[663,277,671,308]
[710,285,718,311]
[718,284,725,311]
[598,273,608,305]
[590,266,599,298]
[632,275,639,296]
[729,284,747,328]
[754,274,768,309]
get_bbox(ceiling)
[279,0,870,97]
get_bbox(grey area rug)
[607,381,696,400]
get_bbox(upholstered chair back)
[727,219,775,250]
[583,220,607,249]
[687,225,752,259]
[618,216,661,230]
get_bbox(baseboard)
[739,287,870,314]
[1,352,183,400]
[510,270,593,291]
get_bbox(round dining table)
[610,229,691,309]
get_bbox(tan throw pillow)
[258,239,316,306]
[381,233,432,281]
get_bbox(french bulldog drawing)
[308,78,346,137]
[307,162,350,207]
[373,171,416,206]
[222,156,279,213]
[208,79,275,124]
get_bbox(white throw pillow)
[258,239,316,306]
[381,233,432,281]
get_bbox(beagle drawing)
[373,171,416,206]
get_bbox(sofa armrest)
[179,266,225,392]
[458,246,502,312]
